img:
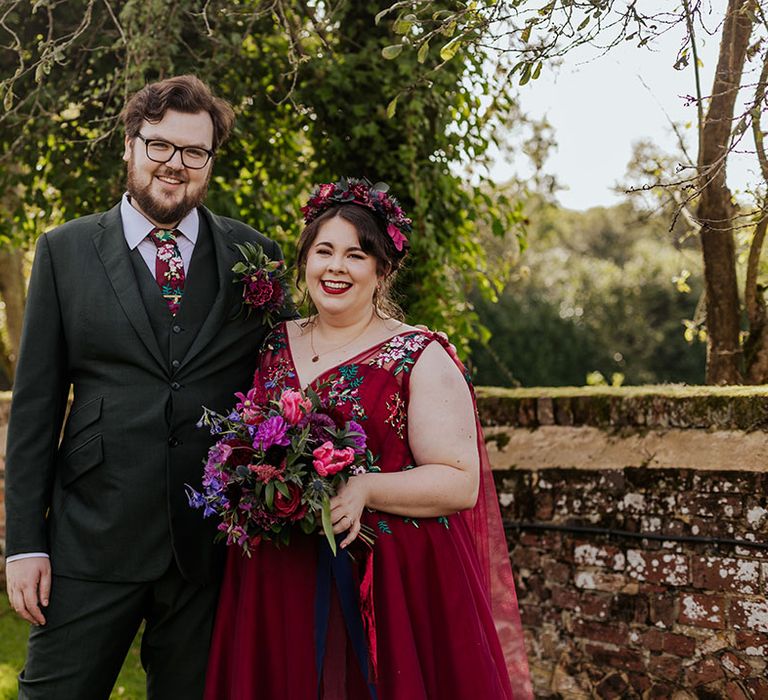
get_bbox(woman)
[204,178,532,699]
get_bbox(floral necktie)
[148,228,185,315]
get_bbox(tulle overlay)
[204,325,532,699]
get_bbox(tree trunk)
[0,246,27,384]
[696,0,754,384]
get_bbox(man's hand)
[6,557,51,625]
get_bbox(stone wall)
[2,387,768,697]
[486,388,768,698]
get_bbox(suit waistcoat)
[129,216,218,366]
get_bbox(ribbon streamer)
[315,539,378,699]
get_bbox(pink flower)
[312,441,356,477]
[280,389,313,425]
[387,223,407,252]
[248,461,285,483]
[318,183,336,198]
[235,387,263,424]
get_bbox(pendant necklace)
[309,313,375,363]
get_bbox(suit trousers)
[18,559,221,700]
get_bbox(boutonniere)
[232,242,291,326]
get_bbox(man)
[4,75,289,699]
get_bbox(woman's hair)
[121,75,235,151]
[296,204,407,319]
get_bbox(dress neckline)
[281,321,426,391]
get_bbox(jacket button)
[171,359,180,369]
[172,324,182,334]
[171,382,181,391]
[168,436,180,447]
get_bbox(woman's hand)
[330,475,370,549]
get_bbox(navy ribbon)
[315,539,378,699]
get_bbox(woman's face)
[304,215,381,321]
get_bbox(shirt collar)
[120,193,200,250]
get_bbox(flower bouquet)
[187,385,377,555]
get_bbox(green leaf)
[386,95,399,119]
[519,63,533,86]
[521,25,532,43]
[265,481,275,509]
[374,8,391,25]
[275,481,290,498]
[382,44,404,60]
[577,15,591,30]
[417,41,430,64]
[3,88,14,111]
[393,18,413,35]
[440,37,462,62]
[321,494,337,556]
[532,62,542,80]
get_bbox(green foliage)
[295,3,524,353]
[0,0,523,354]
[470,199,706,386]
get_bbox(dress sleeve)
[403,333,534,699]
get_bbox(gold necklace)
[309,313,375,363]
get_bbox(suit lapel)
[92,204,166,370]
[178,207,240,368]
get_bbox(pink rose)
[279,389,313,425]
[312,441,356,477]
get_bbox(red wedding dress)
[204,325,532,700]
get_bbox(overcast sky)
[487,5,756,211]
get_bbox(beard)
[126,156,211,226]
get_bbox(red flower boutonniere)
[232,242,290,326]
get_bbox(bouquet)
[187,385,377,555]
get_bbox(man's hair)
[121,75,235,150]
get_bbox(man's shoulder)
[44,207,116,246]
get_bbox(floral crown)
[300,177,412,254]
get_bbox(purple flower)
[300,412,336,444]
[253,415,290,451]
[186,487,205,509]
[347,420,367,454]
[207,442,233,468]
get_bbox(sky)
[487,4,756,211]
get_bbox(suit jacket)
[5,202,289,584]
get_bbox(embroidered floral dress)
[204,324,531,700]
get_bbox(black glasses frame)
[135,133,214,169]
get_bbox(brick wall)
[2,388,768,697]
[488,389,768,698]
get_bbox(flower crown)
[301,177,412,254]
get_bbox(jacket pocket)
[66,396,103,439]
[62,434,103,488]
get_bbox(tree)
[470,198,705,386]
[0,0,525,382]
[377,0,768,384]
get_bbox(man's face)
[123,109,215,226]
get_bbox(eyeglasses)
[135,134,214,169]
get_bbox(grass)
[0,593,147,700]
